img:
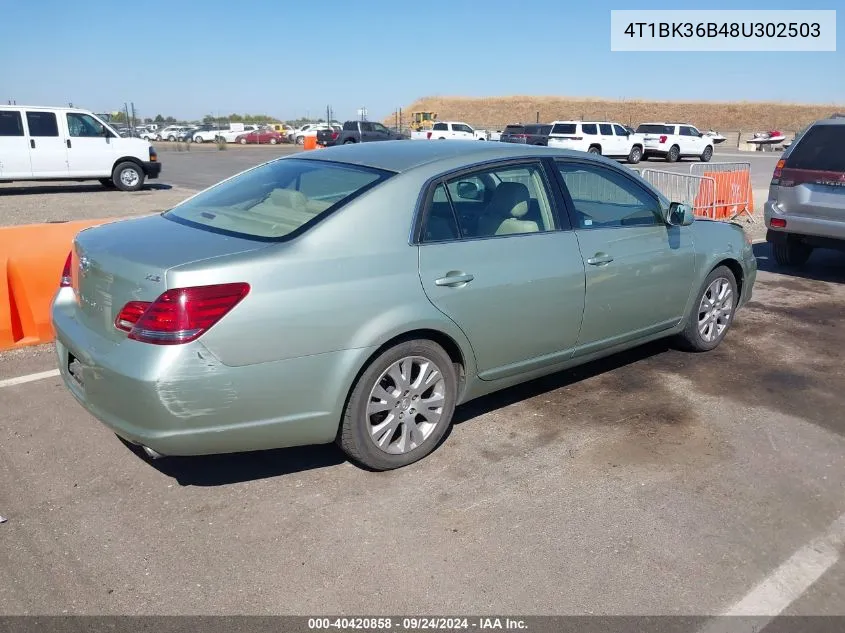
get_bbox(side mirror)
[666,201,694,226]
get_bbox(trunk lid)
[71,214,270,342]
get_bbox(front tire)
[677,265,738,352]
[772,236,813,266]
[296,136,305,145]
[700,145,713,162]
[112,161,145,192]
[338,339,458,471]
[627,145,643,164]
[194,136,203,143]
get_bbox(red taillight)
[116,283,250,345]
[60,251,72,287]
[115,300,152,332]
[772,159,786,184]
[659,135,668,143]
[770,218,787,228]
[426,131,432,139]
[331,131,339,140]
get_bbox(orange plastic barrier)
[303,136,317,150]
[0,218,115,350]
[694,171,754,220]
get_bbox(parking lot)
[1,143,843,618]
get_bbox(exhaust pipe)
[141,445,165,460]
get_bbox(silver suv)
[764,116,845,265]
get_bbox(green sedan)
[51,141,757,470]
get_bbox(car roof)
[810,117,845,126]
[291,139,620,174]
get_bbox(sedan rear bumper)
[51,293,373,457]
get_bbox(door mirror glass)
[667,201,694,226]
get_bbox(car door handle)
[586,253,614,265]
[30,139,35,149]
[66,139,72,149]
[435,272,474,287]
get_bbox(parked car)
[547,120,645,164]
[411,121,488,141]
[51,141,756,471]
[235,129,284,144]
[214,125,259,143]
[191,125,228,143]
[0,105,161,191]
[764,116,845,265]
[635,122,713,162]
[499,123,553,146]
[316,120,406,146]
[177,126,200,142]
[156,126,191,142]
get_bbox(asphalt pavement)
[1,243,844,617]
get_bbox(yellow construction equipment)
[410,111,438,131]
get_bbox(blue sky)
[0,0,841,122]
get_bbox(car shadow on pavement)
[0,183,172,195]
[448,340,672,430]
[123,438,347,487]
[754,242,845,283]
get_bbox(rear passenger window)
[599,124,612,135]
[582,124,597,135]
[422,184,460,242]
[26,111,59,137]
[0,110,24,136]
[441,163,556,240]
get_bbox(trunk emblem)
[145,274,161,282]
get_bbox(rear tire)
[677,265,738,352]
[627,145,643,164]
[112,161,145,192]
[343,139,355,144]
[588,145,601,155]
[666,145,680,162]
[337,339,458,471]
[773,236,813,266]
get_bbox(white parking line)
[698,511,845,632]
[0,369,60,389]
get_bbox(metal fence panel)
[639,169,717,219]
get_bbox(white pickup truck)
[411,121,489,141]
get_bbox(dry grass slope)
[388,96,845,131]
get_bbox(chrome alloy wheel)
[698,277,734,343]
[120,167,140,188]
[366,356,446,455]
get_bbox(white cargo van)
[0,105,161,191]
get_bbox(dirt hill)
[388,96,844,132]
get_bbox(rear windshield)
[785,124,845,172]
[637,124,672,134]
[164,158,390,240]
[504,125,525,134]
[525,124,552,135]
[551,123,577,135]
[342,121,357,131]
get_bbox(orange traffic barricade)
[303,136,317,150]
[0,218,115,350]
